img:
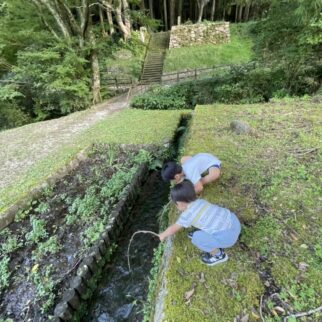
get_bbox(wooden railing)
[101,62,257,90]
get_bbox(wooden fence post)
[194,68,197,79]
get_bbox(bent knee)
[209,167,221,179]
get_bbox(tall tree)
[196,0,210,23]
[210,0,216,21]
[30,0,103,104]
[169,0,175,28]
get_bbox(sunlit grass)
[163,23,254,72]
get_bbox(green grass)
[163,100,322,321]
[163,23,254,73]
[0,109,189,217]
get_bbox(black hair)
[161,161,183,181]
[170,180,196,203]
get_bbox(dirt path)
[0,93,129,191]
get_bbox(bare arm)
[159,224,183,242]
[194,180,204,194]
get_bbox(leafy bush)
[0,41,91,127]
[131,85,190,110]
[25,217,48,244]
[0,255,10,291]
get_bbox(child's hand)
[159,232,166,242]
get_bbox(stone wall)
[169,22,230,48]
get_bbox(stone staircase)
[140,32,170,85]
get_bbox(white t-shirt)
[182,153,221,184]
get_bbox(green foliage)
[32,236,61,261]
[0,255,10,291]
[12,43,90,120]
[251,0,322,96]
[131,85,188,110]
[101,31,147,82]
[82,221,105,247]
[142,244,164,322]
[30,264,55,312]
[241,216,282,255]
[25,216,48,244]
[131,63,280,109]
[0,228,23,254]
[69,186,101,219]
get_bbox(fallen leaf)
[300,244,308,249]
[199,272,205,283]
[251,310,260,320]
[176,256,181,264]
[177,268,185,276]
[274,306,285,313]
[290,233,298,241]
[240,314,249,322]
[271,309,278,316]
[298,262,309,271]
[264,280,270,287]
[32,264,39,273]
[184,288,195,301]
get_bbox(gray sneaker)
[201,251,228,266]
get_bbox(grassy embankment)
[163,23,253,73]
[0,109,187,218]
[163,99,322,321]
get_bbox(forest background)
[0,0,321,130]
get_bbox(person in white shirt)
[161,153,221,193]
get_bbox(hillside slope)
[162,98,322,321]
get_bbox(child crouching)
[159,180,241,266]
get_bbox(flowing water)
[84,171,169,322]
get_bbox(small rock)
[230,120,251,135]
[114,304,133,320]
[298,262,309,271]
[98,312,114,322]
[241,314,249,322]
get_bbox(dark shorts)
[209,164,221,169]
[201,164,221,177]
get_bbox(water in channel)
[84,171,169,322]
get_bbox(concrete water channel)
[84,171,169,321]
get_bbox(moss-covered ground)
[163,98,322,321]
[163,23,253,73]
[0,108,187,217]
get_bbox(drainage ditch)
[0,115,190,322]
[84,170,169,321]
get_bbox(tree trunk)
[235,4,238,22]
[89,24,102,104]
[114,1,130,40]
[148,0,154,18]
[178,0,183,24]
[244,3,251,21]
[122,0,131,33]
[99,6,108,37]
[163,0,168,30]
[210,0,216,20]
[36,0,71,38]
[197,2,205,23]
[169,0,175,28]
[106,8,115,34]
[238,4,243,22]
[222,0,226,20]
